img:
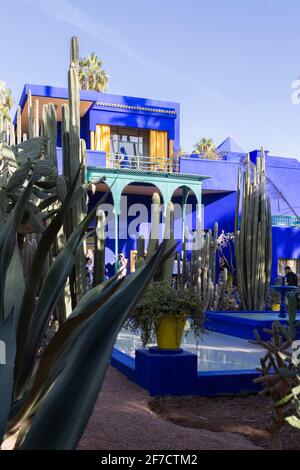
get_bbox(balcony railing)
[106,153,179,173]
[272,215,300,227]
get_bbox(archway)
[119,182,164,273]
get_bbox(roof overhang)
[16,84,95,135]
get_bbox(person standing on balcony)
[119,146,130,169]
[285,266,298,286]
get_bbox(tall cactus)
[143,193,175,281]
[135,235,146,270]
[61,37,87,304]
[179,223,226,311]
[93,208,106,286]
[141,191,224,309]
[235,149,272,310]
[146,192,161,260]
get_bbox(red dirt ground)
[149,394,300,450]
[79,367,262,450]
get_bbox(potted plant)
[126,282,204,350]
[270,289,281,311]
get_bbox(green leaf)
[0,311,16,444]
[15,165,83,391]
[4,245,25,323]
[6,163,31,191]
[275,392,294,408]
[0,176,33,321]
[7,279,121,430]
[19,243,168,449]
[14,182,110,396]
[0,143,18,168]
[291,384,300,396]
[14,137,45,163]
[286,415,300,429]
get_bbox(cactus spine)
[234,149,272,310]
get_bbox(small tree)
[0,81,14,121]
[193,137,219,160]
[79,53,108,92]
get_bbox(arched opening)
[119,182,164,273]
[170,185,200,255]
[87,181,116,281]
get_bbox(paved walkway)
[79,367,260,450]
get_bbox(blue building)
[17,84,300,281]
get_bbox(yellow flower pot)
[155,314,187,350]
[272,304,280,312]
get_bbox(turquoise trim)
[86,166,206,217]
[272,215,300,227]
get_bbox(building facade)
[17,84,300,281]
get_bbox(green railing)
[272,215,300,227]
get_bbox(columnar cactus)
[93,208,106,286]
[234,149,272,310]
[146,192,161,260]
[1,37,89,312]
[69,38,86,301]
[135,235,146,270]
[142,192,224,309]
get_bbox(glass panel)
[110,126,149,158]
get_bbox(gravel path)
[79,367,261,450]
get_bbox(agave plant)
[0,34,173,449]
[0,160,171,449]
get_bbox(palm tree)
[193,137,219,160]
[79,53,108,92]
[0,81,14,121]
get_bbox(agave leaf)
[14,165,83,391]
[0,189,8,223]
[29,211,46,233]
[0,311,16,445]
[4,245,25,323]
[7,279,121,430]
[35,180,58,190]
[14,180,110,396]
[19,243,168,449]
[0,177,33,321]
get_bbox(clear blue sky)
[2,0,300,157]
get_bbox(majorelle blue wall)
[250,150,300,216]
[17,84,180,151]
[272,226,300,279]
[87,190,198,268]
[87,93,180,150]
[178,149,300,282]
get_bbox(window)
[278,258,300,275]
[110,126,149,157]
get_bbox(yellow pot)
[155,314,186,350]
[272,304,280,312]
